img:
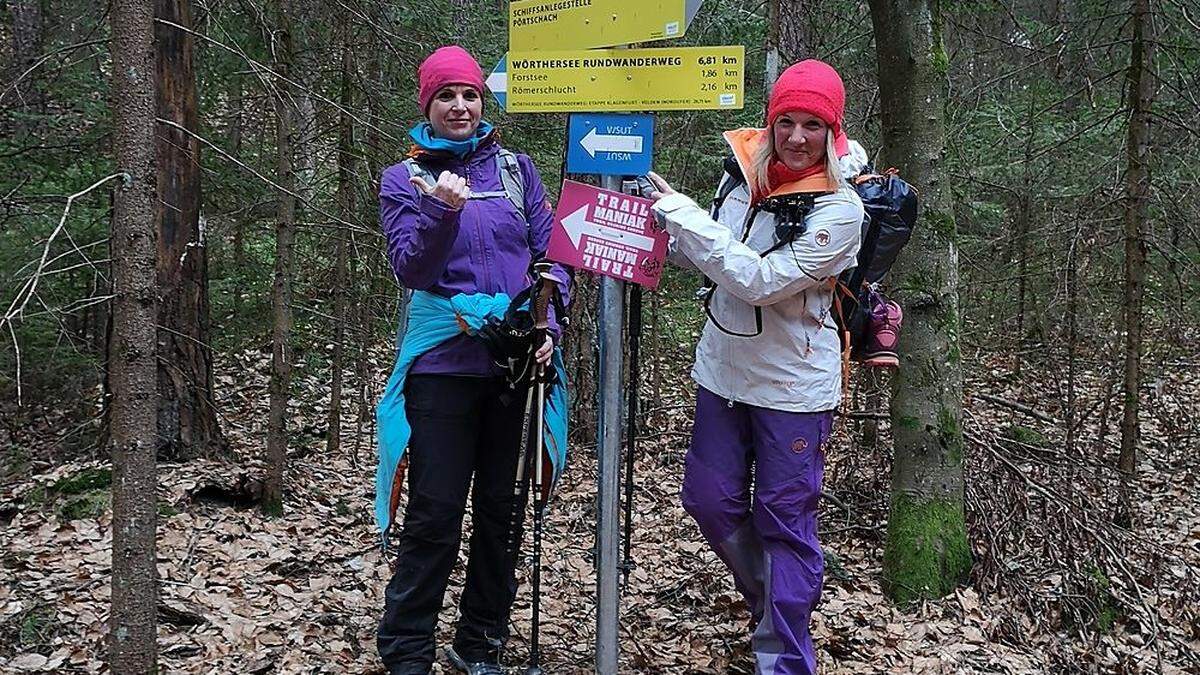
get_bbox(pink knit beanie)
[417,46,486,114]
[767,59,849,157]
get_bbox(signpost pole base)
[595,174,624,675]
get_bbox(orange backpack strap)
[829,278,853,412]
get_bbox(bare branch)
[153,17,403,145]
[7,320,22,406]
[0,39,109,107]
[155,118,373,236]
[1,173,126,335]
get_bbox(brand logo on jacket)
[815,230,830,247]
[791,437,808,453]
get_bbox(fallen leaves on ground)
[1,345,1198,673]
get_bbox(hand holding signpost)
[410,170,470,209]
[645,171,676,200]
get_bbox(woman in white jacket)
[646,60,866,675]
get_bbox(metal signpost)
[496,0,744,669]
[595,231,623,674]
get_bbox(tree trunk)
[1013,193,1030,352]
[229,78,246,274]
[154,0,224,460]
[107,0,160,670]
[764,0,781,93]
[355,40,386,462]
[451,0,472,41]
[1117,0,1155,524]
[1015,95,1040,351]
[1167,215,1183,346]
[295,96,318,205]
[327,25,355,456]
[7,0,44,114]
[353,246,375,467]
[1065,226,1081,457]
[867,0,971,604]
[649,289,662,416]
[291,0,317,207]
[766,0,812,104]
[1056,0,1089,112]
[778,0,811,66]
[264,0,298,515]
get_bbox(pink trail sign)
[546,180,669,289]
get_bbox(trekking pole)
[621,283,642,591]
[526,261,557,675]
[526,371,547,675]
[508,285,543,557]
[507,383,538,554]
[507,268,550,557]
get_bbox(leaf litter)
[1,344,1198,673]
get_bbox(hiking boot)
[446,646,505,675]
[859,299,902,368]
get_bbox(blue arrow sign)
[486,55,508,110]
[566,113,654,176]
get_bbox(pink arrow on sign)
[547,180,668,288]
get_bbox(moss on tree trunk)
[882,494,971,604]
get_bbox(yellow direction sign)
[509,0,692,51]
[486,46,745,113]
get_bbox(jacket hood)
[722,128,837,198]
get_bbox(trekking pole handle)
[531,262,557,332]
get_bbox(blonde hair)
[750,127,842,198]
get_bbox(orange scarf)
[764,160,826,202]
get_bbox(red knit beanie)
[417,46,486,114]
[767,59,849,157]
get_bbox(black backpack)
[833,169,917,361]
[708,158,918,359]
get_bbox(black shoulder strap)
[847,172,883,292]
[710,155,747,219]
[701,192,816,339]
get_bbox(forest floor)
[1,341,1198,674]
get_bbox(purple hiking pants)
[682,387,833,675]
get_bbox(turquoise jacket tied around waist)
[374,289,569,546]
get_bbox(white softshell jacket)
[652,140,869,412]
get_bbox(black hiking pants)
[378,374,530,673]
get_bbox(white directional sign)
[580,128,644,158]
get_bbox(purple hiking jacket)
[380,138,571,376]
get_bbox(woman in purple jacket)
[375,46,569,675]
